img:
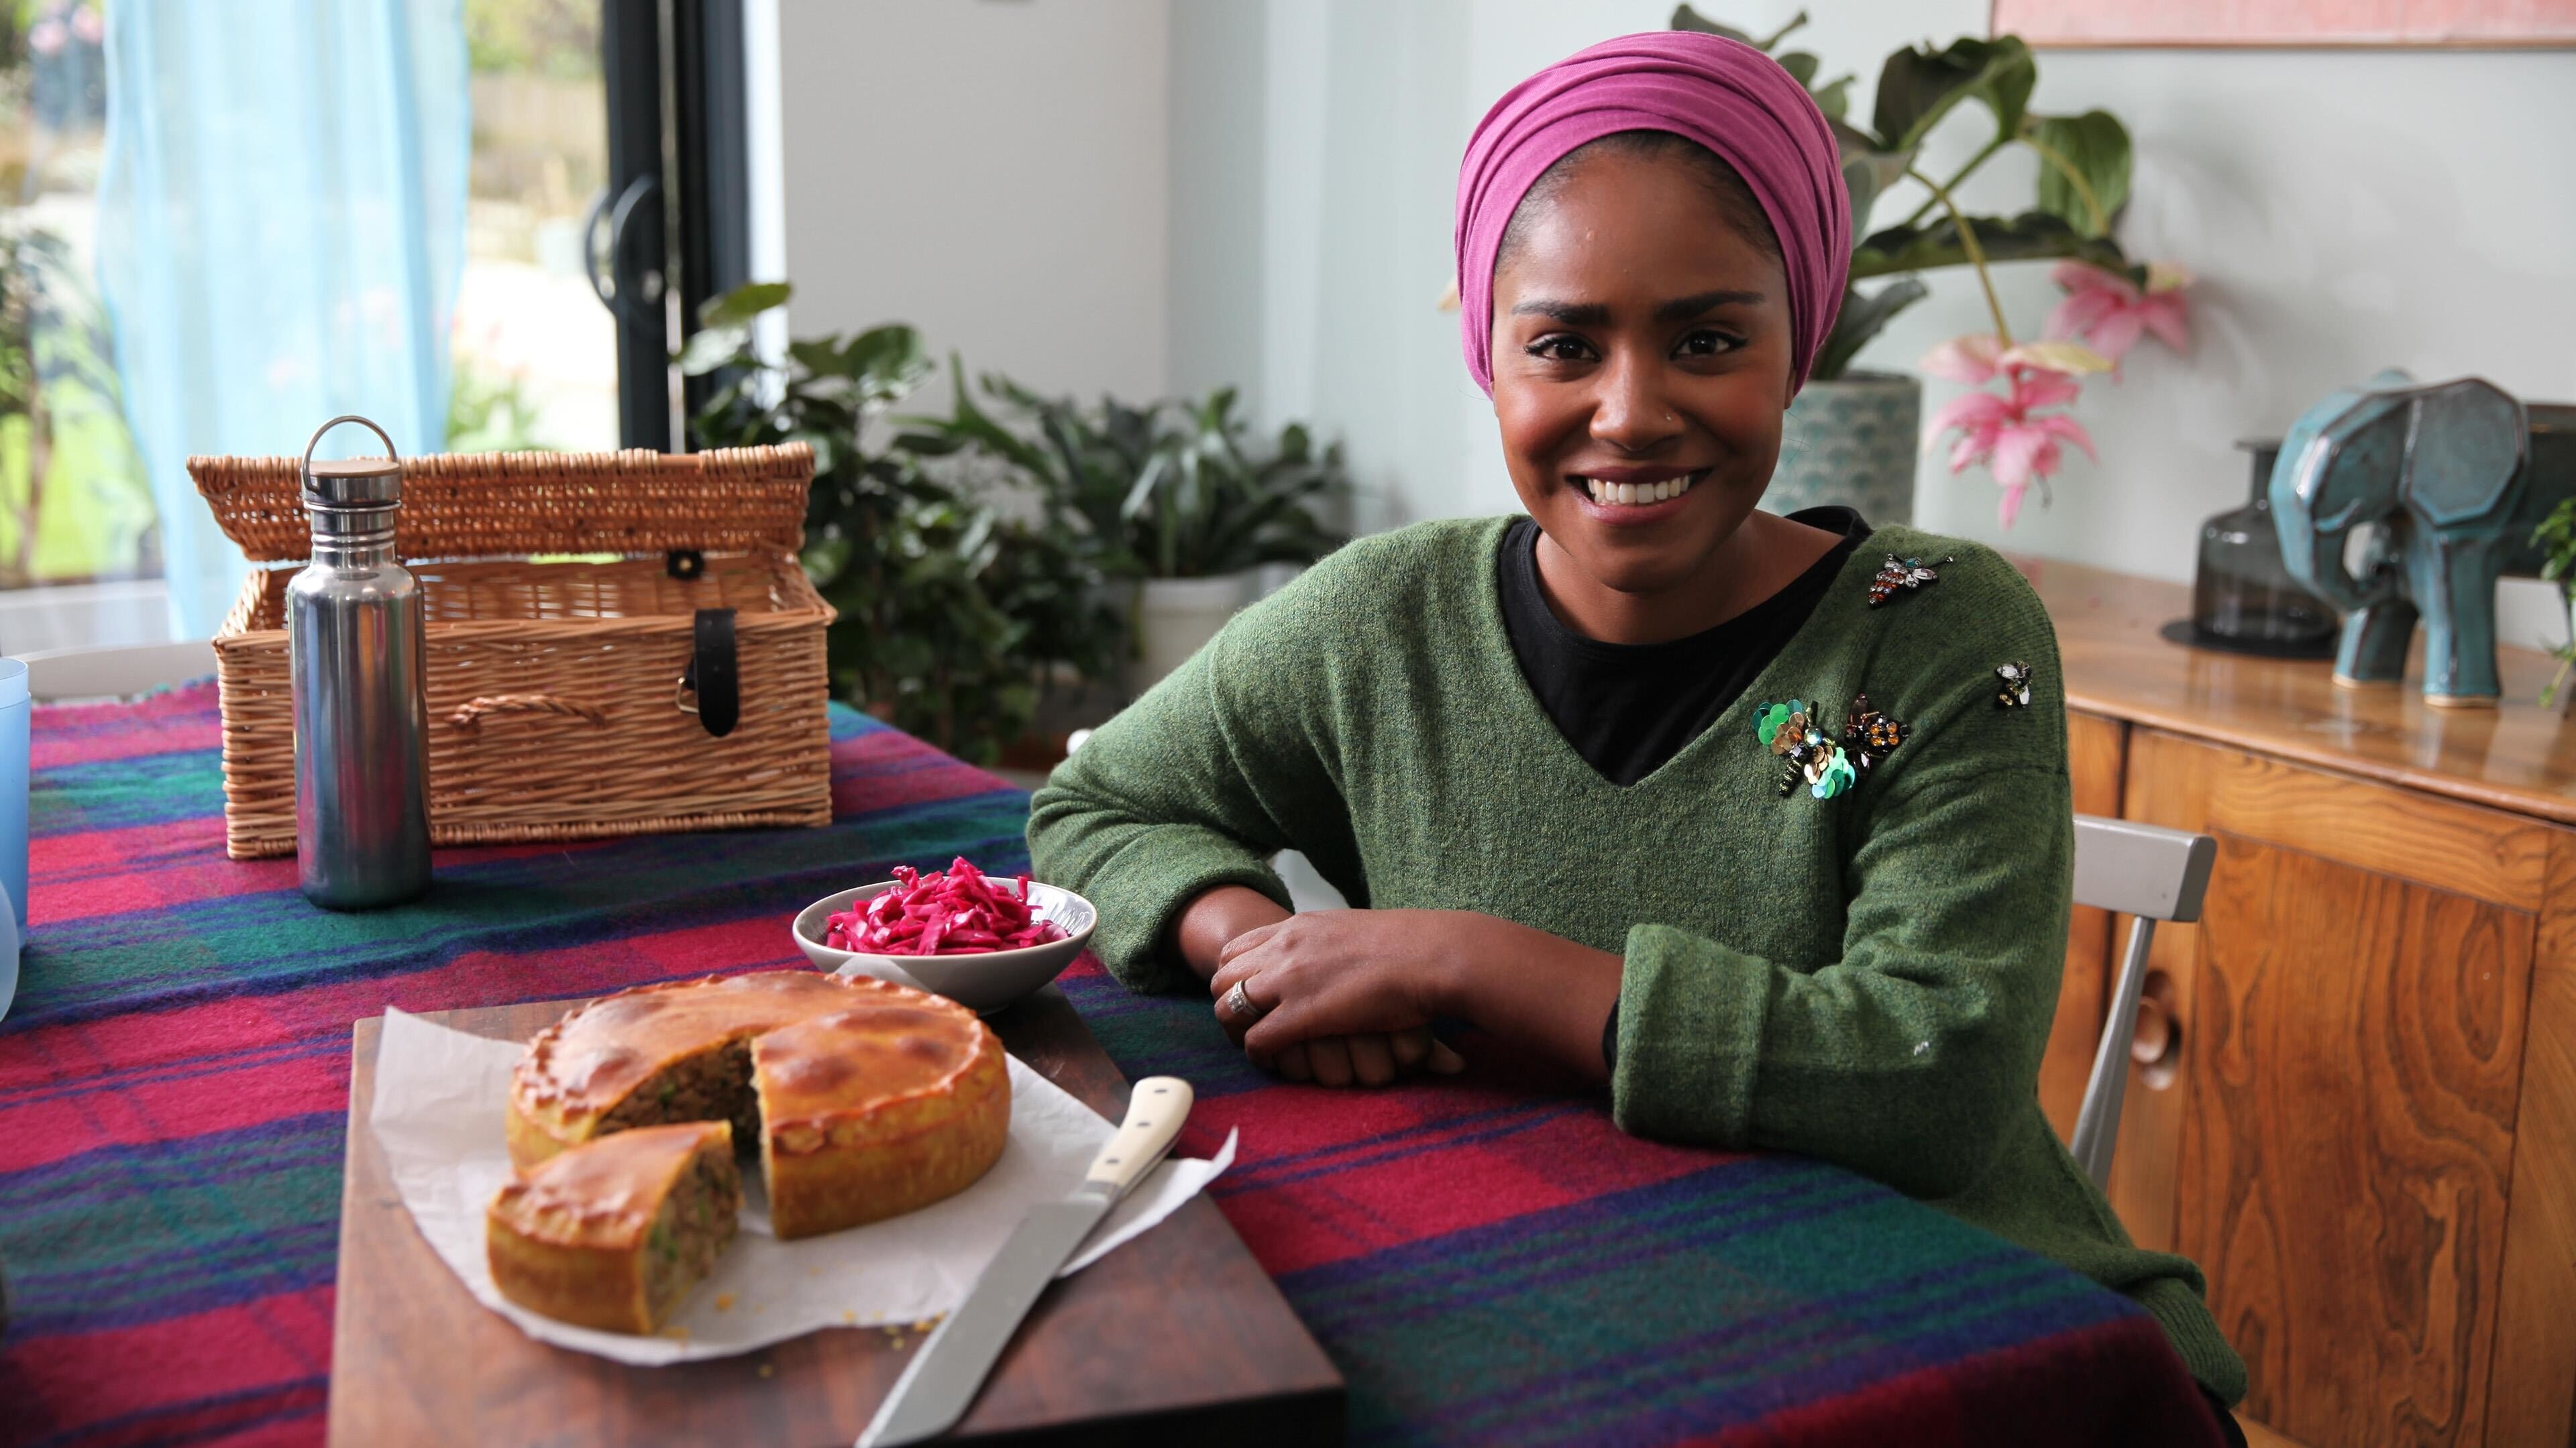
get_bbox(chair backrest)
[17,641,216,703]
[2072,815,2216,923]
[2065,815,2218,1193]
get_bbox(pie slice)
[486,1119,741,1335]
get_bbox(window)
[1,1,158,596]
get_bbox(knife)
[857,1076,1195,1447]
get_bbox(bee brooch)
[1756,694,1907,800]
[1866,553,1953,607]
[1995,661,2035,709]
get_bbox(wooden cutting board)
[327,985,1344,1446]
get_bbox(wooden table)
[328,987,1344,1447]
[2024,558,2576,1448]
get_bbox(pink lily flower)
[1921,335,2103,528]
[2045,261,2192,368]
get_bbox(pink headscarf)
[1454,31,1850,397]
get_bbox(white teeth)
[1580,474,1699,506]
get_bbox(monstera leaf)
[1872,36,2037,152]
[1813,278,1931,383]
[1849,211,2130,280]
[1668,5,1809,50]
[2023,110,2132,237]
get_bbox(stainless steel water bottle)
[289,415,431,909]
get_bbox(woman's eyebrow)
[1509,298,1610,325]
[1656,288,1765,320]
[1508,289,1767,325]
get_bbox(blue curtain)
[95,0,468,639]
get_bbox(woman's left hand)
[1209,909,1621,1078]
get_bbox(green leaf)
[1777,51,1819,86]
[674,323,750,377]
[2023,110,2132,237]
[1668,5,1755,42]
[1841,157,1882,235]
[1811,278,1928,382]
[1871,36,2035,152]
[1811,75,1853,123]
[1849,209,2129,280]
[695,280,792,330]
[1835,120,1913,201]
[1756,12,1810,49]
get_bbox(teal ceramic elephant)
[2269,370,2576,706]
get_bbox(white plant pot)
[1132,572,1255,692]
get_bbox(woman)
[1029,30,2245,1435]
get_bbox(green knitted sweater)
[1027,516,2245,1404]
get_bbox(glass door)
[0,2,160,643]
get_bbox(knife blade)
[857,1075,1194,1447]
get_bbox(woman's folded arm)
[1028,586,1357,994]
[1611,765,2074,1200]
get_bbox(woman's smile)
[1568,465,1709,522]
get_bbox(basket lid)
[186,443,816,563]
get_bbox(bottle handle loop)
[301,415,402,489]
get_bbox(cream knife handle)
[1083,1076,1191,1198]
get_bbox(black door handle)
[583,174,663,325]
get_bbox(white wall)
[1167,1,2576,650]
[777,0,1171,408]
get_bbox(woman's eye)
[1525,335,1595,363]
[1674,329,1744,358]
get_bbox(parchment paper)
[369,1006,1235,1364]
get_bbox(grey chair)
[17,641,215,703]
[2067,814,2218,1190]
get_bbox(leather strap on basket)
[678,608,740,738]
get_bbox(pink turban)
[1454,31,1851,397]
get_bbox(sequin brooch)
[1866,553,1953,606]
[1757,694,1906,800]
[1844,693,1907,771]
[1995,661,2035,709]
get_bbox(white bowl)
[790,879,1097,1015]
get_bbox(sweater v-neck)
[1495,510,1870,788]
[1469,514,1902,794]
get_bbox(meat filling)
[641,1144,742,1329]
[599,1037,763,1149]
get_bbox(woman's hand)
[1209,909,1623,1084]
[1171,886,1458,1087]
[1260,1028,1464,1088]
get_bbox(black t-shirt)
[1497,507,1871,787]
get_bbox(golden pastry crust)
[502,969,1010,1253]
[508,970,887,1169]
[756,1003,1010,1239]
[486,1120,739,1335]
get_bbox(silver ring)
[1224,981,1268,1023]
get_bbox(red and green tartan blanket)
[0,683,2219,1447]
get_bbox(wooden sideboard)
[2027,559,2576,1448]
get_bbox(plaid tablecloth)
[0,682,2220,1448]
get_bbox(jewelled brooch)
[1844,693,1906,771]
[1995,661,2035,709]
[1866,553,1953,606]
[1757,694,1906,800]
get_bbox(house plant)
[681,284,1123,764]
[2540,497,2576,708]
[1670,7,2182,526]
[902,370,1351,690]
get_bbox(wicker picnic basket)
[189,443,835,860]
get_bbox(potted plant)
[904,371,1351,691]
[1670,7,2186,526]
[681,284,1124,764]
